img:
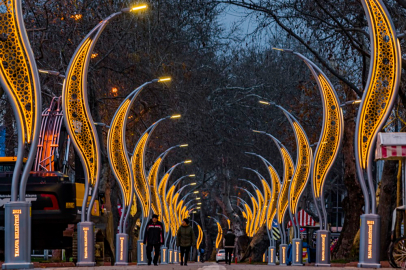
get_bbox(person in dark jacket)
[223,229,236,265]
[143,214,164,265]
[177,218,196,266]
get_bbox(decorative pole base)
[279,244,288,266]
[197,254,200,262]
[292,238,303,266]
[358,214,381,268]
[315,230,331,267]
[137,240,147,265]
[268,246,276,265]
[160,246,168,264]
[114,233,128,266]
[2,202,33,269]
[77,222,95,266]
[174,248,178,264]
[168,248,173,264]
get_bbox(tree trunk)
[240,225,269,262]
[332,89,364,260]
[377,160,397,260]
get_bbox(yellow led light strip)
[289,121,312,215]
[249,197,258,236]
[131,132,150,217]
[107,99,132,206]
[312,75,343,198]
[253,189,264,233]
[172,193,180,231]
[243,203,253,236]
[260,179,271,227]
[147,157,163,216]
[196,224,203,250]
[267,165,281,230]
[0,0,40,144]
[356,0,401,170]
[277,147,294,224]
[166,186,177,237]
[158,173,171,233]
[63,38,99,186]
[215,221,223,249]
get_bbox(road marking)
[198,262,227,270]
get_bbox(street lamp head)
[171,114,181,119]
[158,77,171,82]
[179,144,188,147]
[131,4,148,11]
[193,191,199,194]
[197,202,202,205]
[189,174,196,177]
[196,207,201,209]
[190,182,197,185]
[196,197,201,200]
[259,100,270,105]
[184,160,192,164]
[252,130,264,134]
[271,47,293,53]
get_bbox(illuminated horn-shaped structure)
[107,80,160,234]
[236,186,259,236]
[0,0,42,267]
[191,221,203,253]
[132,117,171,236]
[253,131,295,247]
[243,168,272,228]
[277,49,344,267]
[246,152,281,250]
[148,144,188,220]
[231,196,252,236]
[279,106,312,266]
[132,117,174,266]
[158,161,190,242]
[209,216,223,249]
[355,0,401,267]
[238,180,263,234]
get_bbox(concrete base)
[315,230,331,267]
[168,249,173,264]
[279,244,288,266]
[358,214,381,268]
[292,238,303,266]
[268,246,276,265]
[77,222,95,267]
[115,233,128,266]
[137,240,147,265]
[3,202,33,269]
[174,249,178,264]
[160,246,168,264]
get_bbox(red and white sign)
[376,132,406,160]
[287,209,316,228]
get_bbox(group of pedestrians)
[143,214,236,266]
[143,214,196,266]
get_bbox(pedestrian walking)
[143,214,164,266]
[177,218,196,266]
[223,229,236,265]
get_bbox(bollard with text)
[292,238,303,266]
[279,244,288,266]
[137,240,147,265]
[268,246,276,265]
[316,231,331,266]
[77,222,95,266]
[160,246,168,264]
[115,234,129,265]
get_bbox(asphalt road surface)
[35,262,392,269]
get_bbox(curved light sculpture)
[238,181,263,234]
[236,186,259,236]
[209,217,223,249]
[0,0,41,267]
[356,0,400,267]
[191,221,203,250]
[232,196,254,236]
[243,168,271,228]
[158,161,191,240]
[217,213,231,229]
[131,117,173,235]
[148,145,188,220]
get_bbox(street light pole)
[259,103,312,266]
[245,153,281,265]
[61,5,147,266]
[107,79,171,265]
[131,116,180,265]
[354,0,401,267]
[274,48,344,267]
[0,0,41,268]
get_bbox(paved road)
[36,262,392,269]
